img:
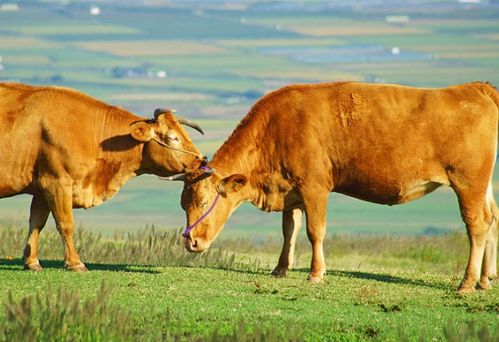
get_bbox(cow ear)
[216,174,247,197]
[130,121,155,142]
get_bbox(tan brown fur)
[181,81,499,293]
[0,82,204,271]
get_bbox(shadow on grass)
[292,267,450,290]
[0,258,160,274]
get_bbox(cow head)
[130,109,205,176]
[180,168,248,252]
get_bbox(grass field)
[1,226,498,341]
[1,2,499,340]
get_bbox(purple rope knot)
[182,193,220,238]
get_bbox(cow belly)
[336,179,447,205]
[397,181,445,203]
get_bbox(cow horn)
[154,108,176,120]
[153,108,204,135]
[159,173,185,181]
[177,117,204,135]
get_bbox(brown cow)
[0,82,205,272]
[180,81,499,293]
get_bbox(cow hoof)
[271,268,288,278]
[477,280,491,290]
[23,261,42,272]
[488,273,497,281]
[67,263,88,272]
[307,273,323,283]
[457,284,476,294]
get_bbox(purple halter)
[182,193,220,238]
[182,165,219,238]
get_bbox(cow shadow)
[292,267,451,290]
[0,258,160,274]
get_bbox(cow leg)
[452,188,493,293]
[483,198,498,281]
[301,190,329,283]
[23,195,50,271]
[272,207,303,277]
[44,184,87,272]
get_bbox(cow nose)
[184,235,199,252]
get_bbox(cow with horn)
[0,82,205,272]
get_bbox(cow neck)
[99,109,144,175]
[209,107,272,204]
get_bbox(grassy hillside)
[1,226,498,341]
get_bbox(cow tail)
[481,82,499,143]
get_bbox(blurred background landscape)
[1,0,499,238]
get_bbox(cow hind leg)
[23,195,50,271]
[483,196,498,281]
[272,208,303,278]
[43,182,87,272]
[452,187,493,293]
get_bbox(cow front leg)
[272,208,303,278]
[301,189,329,283]
[44,183,87,272]
[23,195,50,271]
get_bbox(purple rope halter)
[182,165,219,238]
[182,193,220,238]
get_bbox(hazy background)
[1,0,499,238]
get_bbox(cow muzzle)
[184,235,208,253]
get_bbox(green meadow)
[1,1,499,340]
[1,227,498,341]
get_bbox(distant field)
[74,40,228,57]
[246,17,429,36]
[1,1,499,237]
[8,24,141,36]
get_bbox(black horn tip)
[154,108,176,119]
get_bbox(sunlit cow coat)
[181,81,499,293]
[0,82,204,271]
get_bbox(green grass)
[0,226,498,341]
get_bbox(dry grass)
[248,18,428,37]
[0,36,61,49]
[476,34,499,41]
[74,40,227,57]
[0,225,259,272]
[2,283,131,342]
[1,281,303,342]
[287,25,428,37]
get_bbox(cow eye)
[166,133,180,143]
[201,202,208,208]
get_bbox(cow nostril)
[192,239,198,248]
